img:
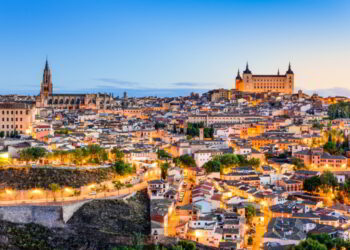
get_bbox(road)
[252,206,272,250]
[0,170,162,206]
[167,180,192,237]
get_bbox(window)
[20,111,22,115]
[11,111,13,114]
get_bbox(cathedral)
[36,60,116,110]
[235,63,294,94]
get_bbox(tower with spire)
[40,58,53,98]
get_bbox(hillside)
[0,191,150,250]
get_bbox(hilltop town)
[1,61,350,250]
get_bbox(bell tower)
[40,59,53,97]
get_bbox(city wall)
[0,199,90,227]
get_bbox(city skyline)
[1,0,350,97]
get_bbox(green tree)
[178,240,196,250]
[291,157,305,170]
[248,236,253,245]
[245,205,256,224]
[303,176,322,193]
[160,162,170,179]
[0,131,4,138]
[19,147,47,163]
[113,180,125,195]
[175,154,196,168]
[320,171,338,193]
[293,238,327,250]
[113,160,135,175]
[157,150,171,159]
[49,183,60,202]
[111,147,125,161]
[203,160,221,173]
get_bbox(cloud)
[94,78,140,87]
[171,82,214,89]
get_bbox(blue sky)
[0,0,350,96]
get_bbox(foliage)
[19,147,47,162]
[186,122,213,139]
[174,154,196,168]
[154,122,166,130]
[312,121,324,130]
[0,131,4,138]
[111,147,125,160]
[113,160,135,175]
[203,160,221,173]
[291,157,305,170]
[55,128,70,135]
[293,234,350,250]
[303,176,322,193]
[157,150,171,159]
[328,101,350,119]
[248,236,253,245]
[113,180,125,191]
[303,171,338,194]
[160,162,170,179]
[245,205,256,224]
[323,132,348,155]
[293,238,327,250]
[202,154,260,173]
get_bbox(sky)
[0,0,350,97]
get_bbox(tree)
[160,162,170,179]
[303,176,322,193]
[320,171,338,193]
[291,157,305,170]
[49,183,60,202]
[245,205,256,224]
[157,150,171,159]
[155,122,166,130]
[111,147,125,161]
[113,180,125,195]
[248,236,253,245]
[113,160,135,175]
[178,240,196,250]
[294,238,327,250]
[0,131,5,138]
[175,154,196,168]
[203,160,221,173]
[328,102,350,120]
[19,147,47,163]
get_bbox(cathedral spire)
[243,62,252,74]
[44,57,50,71]
[286,62,294,74]
[277,68,280,75]
[236,69,242,80]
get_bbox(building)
[0,102,36,136]
[235,63,294,94]
[294,148,348,169]
[207,89,232,102]
[35,60,116,110]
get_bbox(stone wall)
[0,200,92,227]
[0,205,64,228]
